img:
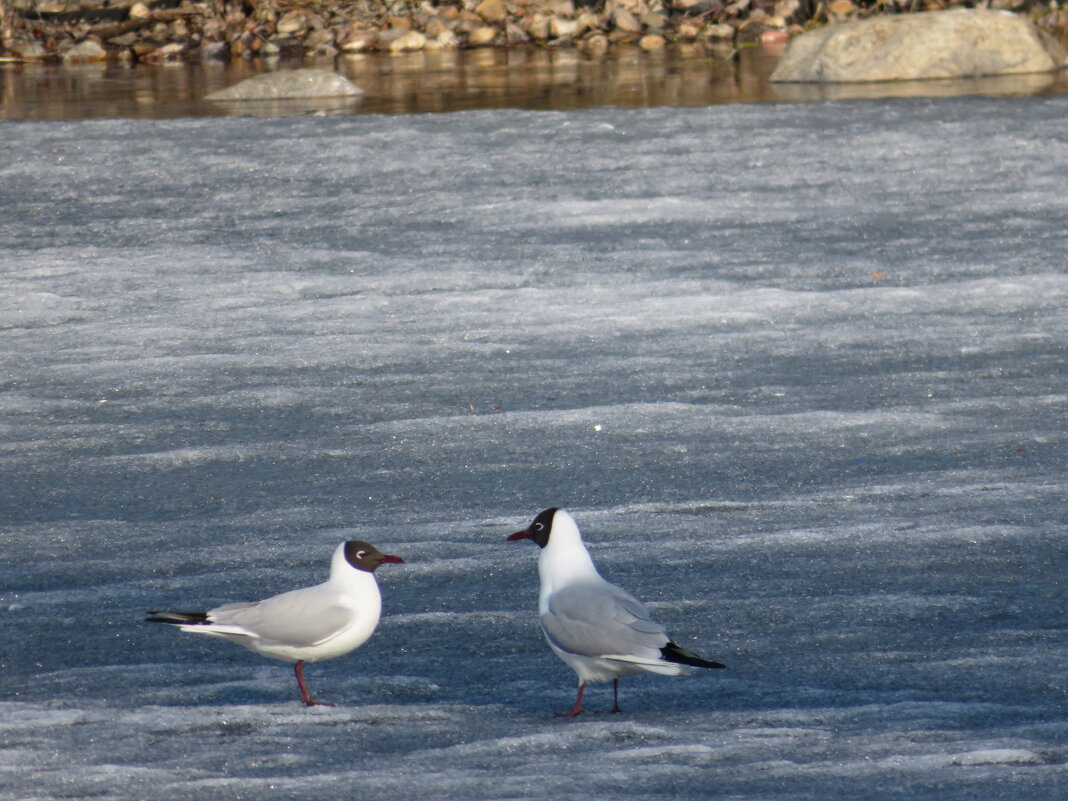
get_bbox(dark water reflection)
[3,43,1068,120]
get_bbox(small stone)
[424,16,449,38]
[639,33,665,50]
[576,12,600,32]
[468,26,497,45]
[827,0,855,15]
[612,8,641,33]
[703,23,734,39]
[107,32,139,46]
[141,42,185,62]
[526,15,552,40]
[375,27,408,47]
[304,29,335,49]
[773,0,801,21]
[578,33,609,56]
[10,39,48,60]
[340,30,376,52]
[62,39,106,63]
[676,21,701,39]
[551,17,581,40]
[128,1,149,18]
[435,30,460,48]
[505,22,530,44]
[640,11,667,29]
[759,28,789,44]
[275,11,307,35]
[387,30,427,51]
[475,0,508,23]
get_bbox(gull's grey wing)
[541,581,670,660]
[207,585,352,648]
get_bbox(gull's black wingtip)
[145,610,209,625]
[662,641,727,670]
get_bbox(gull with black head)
[508,508,725,716]
[148,541,404,706]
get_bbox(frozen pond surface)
[1,96,1066,800]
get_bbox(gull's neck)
[328,542,380,596]
[538,511,602,601]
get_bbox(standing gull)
[148,541,404,706]
[508,508,725,716]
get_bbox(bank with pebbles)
[2,0,1067,64]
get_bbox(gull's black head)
[344,541,405,572]
[507,507,559,549]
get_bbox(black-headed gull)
[148,541,404,706]
[508,508,725,716]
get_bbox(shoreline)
[3,0,1067,66]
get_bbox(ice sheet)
[1,96,1066,800]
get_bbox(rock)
[826,0,856,17]
[640,11,668,30]
[429,30,459,49]
[703,23,735,39]
[205,69,363,101]
[773,0,802,23]
[468,26,497,45]
[142,42,185,62]
[474,0,507,23]
[505,22,531,44]
[62,39,106,63]
[551,17,582,40]
[275,11,308,35]
[639,33,665,50]
[612,8,642,33]
[578,33,609,56]
[8,39,48,60]
[439,29,461,48]
[375,27,408,47]
[771,9,1068,83]
[387,30,427,51]
[526,15,552,40]
[676,21,702,39]
[424,16,449,38]
[759,28,789,44]
[340,29,376,52]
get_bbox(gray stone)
[205,69,363,101]
[62,40,107,63]
[770,9,1068,83]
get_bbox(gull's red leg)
[555,681,586,717]
[294,661,334,707]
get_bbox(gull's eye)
[533,523,544,532]
[356,550,367,559]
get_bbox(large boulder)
[770,9,1068,83]
[206,69,363,101]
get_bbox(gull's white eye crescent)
[356,550,367,559]
[533,523,544,532]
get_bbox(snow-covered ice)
[1,96,1066,800]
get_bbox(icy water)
[1,88,1067,799]
[4,44,1068,118]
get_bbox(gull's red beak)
[377,554,405,564]
[507,530,531,542]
